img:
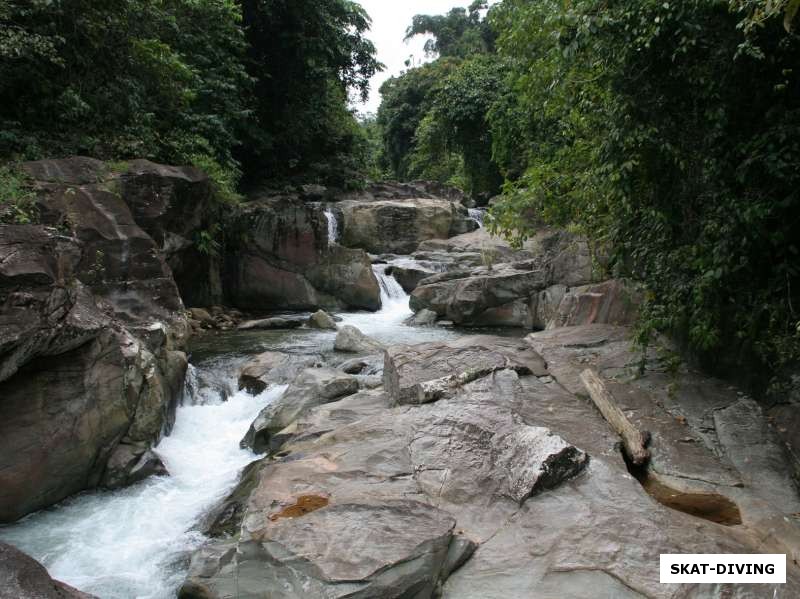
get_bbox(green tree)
[237,0,382,188]
[405,1,495,58]
[488,0,800,385]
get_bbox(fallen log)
[580,368,650,465]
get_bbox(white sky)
[355,0,479,115]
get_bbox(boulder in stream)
[238,351,323,395]
[333,325,385,354]
[0,542,97,599]
[241,367,359,453]
[306,309,338,330]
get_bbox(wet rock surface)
[334,324,385,353]
[0,542,97,599]
[240,367,359,453]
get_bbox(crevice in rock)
[622,448,742,526]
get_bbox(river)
[0,263,457,598]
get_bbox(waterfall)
[374,263,407,305]
[324,208,339,246]
[0,370,287,599]
[468,208,486,228]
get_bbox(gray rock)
[102,443,168,490]
[241,367,359,453]
[184,329,800,599]
[333,325,385,353]
[407,308,438,326]
[237,316,305,331]
[338,354,382,375]
[386,264,437,293]
[181,500,458,599]
[410,265,547,324]
[0,541,98,598]
[238,351,322,395]
[306,309,338,330]
[383,335,547,406]
[338,197,477,254]
[225,198,381,311]
[545,279,641,329]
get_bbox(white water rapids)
[0,377,287,599]
[0,262,454,598]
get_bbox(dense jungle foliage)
[1,0,798,386]
[377,0,800,387]
[0,0,381,190]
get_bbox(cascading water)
[324,207,339,246]
[338,262,457,346]
[468,208,486,228]
[0,364,287,599]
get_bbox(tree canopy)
[0,0,382,190]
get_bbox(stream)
[0,263,458,599]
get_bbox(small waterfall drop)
[324,208,339,246]
[468,208,486,228]
[374,263,407,306]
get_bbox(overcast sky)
[355,0,479,114]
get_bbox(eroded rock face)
[383,335,547,406]
[184,366,590,599]
[240,367,359,453]
[0,542,97,599]
[225,197,381,311]
[118,160,222,307]
[408,227,610,328]
[0,158,189,523]
[238,351,323,395]
[543,279,641,329]
[338,197,477,254]
[410,265,548,326]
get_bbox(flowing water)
[468,208,486,228]
[324,208,339,246]
[0,263,458,598]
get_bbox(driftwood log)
[580,369,650,465]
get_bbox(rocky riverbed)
[1,158,800,598]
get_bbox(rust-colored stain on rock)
[269,495,329,521]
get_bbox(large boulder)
[225,197,381,311]
[241,367,359,453]
[238,351,323,395]
[338,197,477,254]
[408,227,613,328]
[0,158,189,523]
[383,335,547,406]
[117,160,222,307]
[334,325,385,354]
[542,279,641,329]
[0,542,97,599]
[410,263,548,325]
